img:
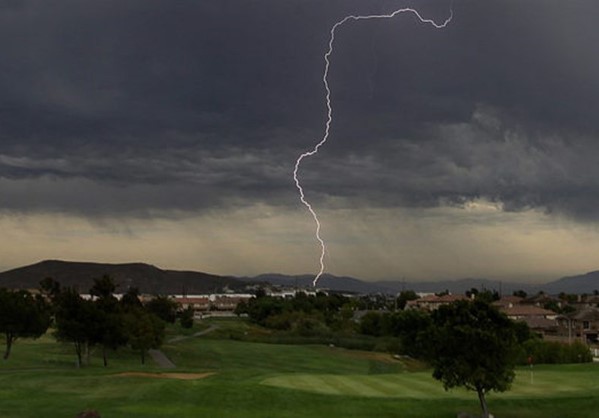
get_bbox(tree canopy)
[52,277,167,367]
[0,288,51,360]
[145,295,178,324]
[422,300,520,418]
[54,288,101,367]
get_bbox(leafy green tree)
[558,292,578,303]
[386,309,432,357]
[54,288,102,367]
[475,289,500,303]
[92,311,127,367]
[89,274,117,300]
[513,289,527,298]
[145,295,178,323]
[465,288,479,299]
[359,312,386,337]
[0,288,51,360]
[422,300,520,418]
[243,296,287,326]
[234,300,248,317]
[124,308,165,364]
[120,287,143,311]
[39,277,61,300]
[89,275,127,367]
[466,288,500,303]
[396,290,418,310]
[179,306,194,329]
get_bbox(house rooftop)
[492,296,524,308]
[500,305,554,317]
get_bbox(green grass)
[0,320,598,417]
[261,364,599,399]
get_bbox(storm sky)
[2,0,599,282]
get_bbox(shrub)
[520,339,592,364]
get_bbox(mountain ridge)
[1,260,599,295]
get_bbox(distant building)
[499,304,557,321]
[556,308,599,344]
[172,294,253,314]
[498,303,558,338]
[492,295,524,309]
[406,294,468,311]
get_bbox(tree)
[124,308,165,364]
[145,295,178,323]
[513,289,527,298]
[40,277,62,300]
[179,306,194,329]
[54,288,102,367]
[90,274,117,300]
[465,287,479,299]
[359,312,386,337]
[0,288,51,360]
[475,289,500,303]
[121,287,143,311]
[396,290,418,310]
[422,300,519,418]
[387,309,432,357]
[89,276,127,367]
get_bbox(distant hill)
[0,260,247,294]
[542,271,599,294]
[246,273,393,294]
[248,273,599,296]
[3,260,599,296]
[373,278,540,295]
[247,274,540,295]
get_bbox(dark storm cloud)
[1,0,598,220]
[301,104,599,220]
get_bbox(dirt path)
[150,324,219,368]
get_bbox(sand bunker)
[115,372,215,380]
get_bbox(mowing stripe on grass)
[261,373,458,399]
[261,367,599,400]
[330,375,387,397]
[357,376,402,397]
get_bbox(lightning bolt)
[294,4,454,287]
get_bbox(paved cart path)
[148,349,176,369]
[167,324,219,343]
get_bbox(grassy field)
[1,318,598,417]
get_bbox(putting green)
[261,367,599,399]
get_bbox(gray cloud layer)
[1,0,599,220]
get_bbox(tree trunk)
[74,341,82,368]
[141,350,145,365]
[477,387,490,418]
[3,333,13,360]
[102,346,108,367]
[85,342,90,366]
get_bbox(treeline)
[0,276,193,367]
[237,291,592,365]
[235,290,354,336]
[358,309,592,364]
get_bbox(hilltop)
[0,260,247,294]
